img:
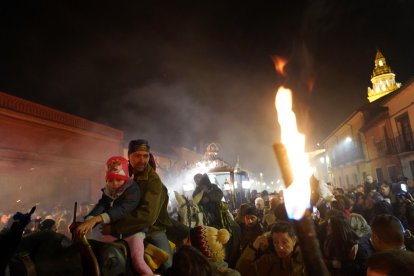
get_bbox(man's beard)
[133,164,146,172]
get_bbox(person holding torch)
[236,221,305,275]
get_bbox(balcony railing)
[374,139,398,156]
[374,133,414,156]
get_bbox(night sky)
[1,0,414,182]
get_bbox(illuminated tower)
[367,50,401,103]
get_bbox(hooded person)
[192,173,225,229]
[190,225,240,276]
[238,206,264,251]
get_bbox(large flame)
[275,86,312,220]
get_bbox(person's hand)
[75,219,96,236]
[100,224,112,235]
[74,215,102,236]
[69,221,82,234]
[252,234,269,250]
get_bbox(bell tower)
[367,50,401,103]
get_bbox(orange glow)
[275,86,312,220]
[307,77,315,93]
[272,56,288,77]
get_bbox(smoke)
[4,1,413,193]
[0,96,130,215]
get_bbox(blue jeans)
[146,231,173,272]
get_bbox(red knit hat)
[105,156,129,181]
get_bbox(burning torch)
[274,86,329,276]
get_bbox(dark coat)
[236,245,305,276]
[88,179,140,225]
[111,164,172,237]
[324,237,368,276]
[193,175,225,229]
[364,181,379,194]
[238,222,264,252]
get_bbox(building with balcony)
[321,50,414,189]
[323,111,369,189]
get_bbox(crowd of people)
[2,138,414,275]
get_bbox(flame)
[272,56,288,76]
[275,86,312,220]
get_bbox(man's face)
[129,150,150,172]
[244,214,258,227]
[272,232,297,258]
[380,185,390,197]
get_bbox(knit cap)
[189,225,230,261]
[128,139,150,155]
[105,156,129,181]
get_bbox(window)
[396,113,414,152]
[409,160,414,179]
[387,165,397,183]
[383,126,392,154]
[376,168,384,184]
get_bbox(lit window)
[379,60,383,66]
